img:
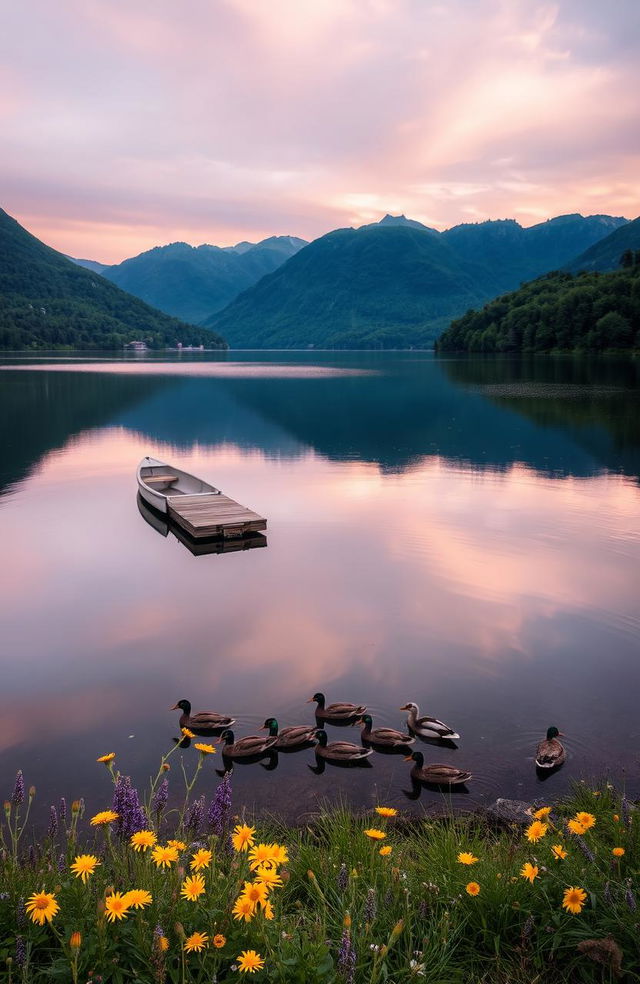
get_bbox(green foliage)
[0,209,227,351]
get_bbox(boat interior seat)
[145,473,179,486]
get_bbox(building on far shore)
[125,340,148,351]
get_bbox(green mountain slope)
[103,235,307,323]
[0,208,226,350]
[564,216,640,273]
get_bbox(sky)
[2,0,639,264]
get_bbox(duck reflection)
[402,776,471,800]
[137,494,267,556]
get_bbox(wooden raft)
[168,493,267,540]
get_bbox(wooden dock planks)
[168,493,267,539]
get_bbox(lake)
[1,351,639,826]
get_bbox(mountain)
[564,216,640,273]
[67,256,109,275]
[206,213,628,349]
[0,208,226,350]
[102,235,307,324]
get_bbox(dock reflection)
[137,494,267,556]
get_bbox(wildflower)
[168,839,186,850]
[248,843,277,869]
[112,775,147,839]
[525,820,548,843]
[69,931,82,949]
[152,778,169,816]
[47,806,58,839]
[15,936,26,967]
[457,852,479,865]
[59,797,67,823]
[364,828,386,840]
[338,863,348,891]
[344,913,352,928]
[232,823,256,852]
[625,880,636,911]
[232,896,255,922]
[151,845,179,868]
[612,847,625,857]
[12,771,25,806]
[567,819,586,835]
[190,848,213,871]
[185,796,205,836]
[575,835,595,862]
[181,875,206,902]
[237,949,265,974]
[375,806,398,818]
[338,928,356,983]
[70,854,101,883]
[105,892,131,922]
[159,936,169,951]
[575,812,596,831]
[90,810,119,826]
[71,799,82,815]
[379,845,393,856]
[263,899,275,920]
[551,844,568,861]
[520,863,539,884]
[96,753,116,764]
[465,882,480,896]
[130,830,157,852]
[613,814,620,822]
[207,771,232,835]
[184,931,208,952]
[213,933,226,948]
[181,728,195,738]
[122,890,152,909]
[270,843,289,865]
[194,742,216,755]
[255,864,283,888]
[533,806,552,819]
[242,881,269,907]
[562,886,587,915]
[25,891,59,925]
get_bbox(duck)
[535,727,565,769]
[405,751,471,785]
[314,729,372,762]
[261,718,318,750]
[307,692,367,720]
[400,702,460,740]
[171,699,235,730]
[358,714,415,748]
[217,729,278,759]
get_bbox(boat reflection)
[137,494,267,556]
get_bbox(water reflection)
[137,495,267,556]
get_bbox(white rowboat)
[137,456,220,514]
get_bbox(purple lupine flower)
[575,835,595,863]
[15,935,26,967]
[364,887,377,923]
[47,806,58,839]
[338,929,356,984]
[152,778,169,818]
[154,924,165,945]
[625,880,637,912]
[337,863,348,892]
[522,915,535,939]
[12,771,24,806]
[207,772,232,836]
[58,798,67,824]
[621,796,632,829]
[112,775,147,839]
[185,796,205,837]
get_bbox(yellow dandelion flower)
[168,839,186,850]
[184,931,208,953]
[232,895,255,922]
[520,863,539,884]
[152,845,179,869]
[525,821,548,843]
[90,810,119,826]
[567,819,586,835]
[612,847,625,857]
[241,881,269,907]
[213,933,226,948]
[248,843,277,869]
[70,854,100,883]
[551,844,568,861]
[181,728,195,738]
[562,885,587,915]
[575,812,596,831]
[190,848,213,871]
[262,899,275,920]
[237,950,265,974]
[180,875,206,902]
[270,843,289,866]
[232,823,256,852]
[104,893,130,922]
[364,828,386,840]
[96,753,116,764]
[379,845,393,857]
[533,806,552,819]
[69,931,82,949]
[465,882,480,896]
[130,830,157,852]
[122,889,152,909]
[159,936,169,952]
[194,742,216,755]
[255,864,283,888]
[457,852,478,865]
[375,806,398,818]
[25,891,59,925]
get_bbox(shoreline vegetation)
[1,738,638,983]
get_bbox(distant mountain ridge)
[564,215,640,273]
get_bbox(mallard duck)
[535,727,565,769]
[171,699,235,730]
[314,729,372,762]
[261,718,318,750]
[358,714,414,748]
[405,751,471,785]
[307,692,366,720]
[218,729,278,759]
[400,702,460,740]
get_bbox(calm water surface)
[1,352,639,825]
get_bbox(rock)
[485,798,534,826]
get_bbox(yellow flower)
[379,845,393,857]
[263,899,275,920]
[457,852,478,865]
[613,814,620,822]
[533,806,552,819]
[551,844,568,861]
[562,886,587,915]
[248,843,277,869]
[520,863,539,884]
[25,891,59,925]
[237,950,265,974]
[270,843,289,865]
[168,839,186,851]
[70,854,100,883]
[567,819,586,835]
[465,882,480,896]
[232,896,255,922]
[69,931,82,949]
[90,810,119,826]
[232,823,256,852]
[190,848,213,871]
[255,864,283,888]
[525,821,548,843]
[159,936,170,952]
[344,913,352,928]
[105,893,130,922]
[612,847,625,857]
[181,728,195,738]
[180,875,206,902]
[242,881,270,908]
[122,889,152,909]
[96,753,116,764]
[375,807,398,818]
[575,812,596,831]
[184,931,208,953]
[364,828,386,840]
[194,742,216,755]
[130,830,157,852]
[210,933,225,948]
[152,845,179,868]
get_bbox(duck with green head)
[535,727,565,769]
[261,718,318,750]
[358,714,414,748]
[170,699,235,730]
[218,728,278,759]
[307,693,367,720]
